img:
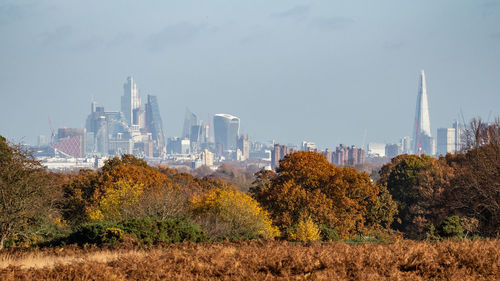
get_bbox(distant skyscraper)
[182,109,198,140]
[121,76,141,126]
[452,120,463,152]
[145,95,166,156]
[213,113,240,152]
[385,144,401,158]
[237,135,250,161]
[412,70,435,156]
[37,135,47,147]
[437,127,456,156]
[400,136,412,154]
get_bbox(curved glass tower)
[213,113,240,151]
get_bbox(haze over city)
[1,0,499,148]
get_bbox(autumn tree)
[251,151,397,239]
[63,155,169,223]
[0,136,52,249]
[461,117,500,151]
[190,188,279,239]
[444,144,500,237]
[378,154,453,239]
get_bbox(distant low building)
[367,142,386,157]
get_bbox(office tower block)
[145,95,166,156]
[182,109,198,140]
[385,144,401,158]
[237,135,250,161]
[452,120,463,152]
[271,143,290,169]
[400,136,412,154]
[301,141,317,152]
[201,149,214,166]
[37,135,47,147]
[335,144,348,166]
[323,149,333,163]
[213,113,240,152]
[412,70,435,156]
[437,127,457,156]
[121,76,141,126]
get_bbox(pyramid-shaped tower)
[412,70,435,156]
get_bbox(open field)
[0,240,498,280]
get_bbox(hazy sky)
[1,0,499,149]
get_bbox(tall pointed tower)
[412,70,435,156]
[121,76,141,126]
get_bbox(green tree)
[378,154,452,239]
[0,136,52,249]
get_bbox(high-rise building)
[201,149,214,166]
[37,135,47,147]
[452,120,463,152]
[271,143,290,169]
[437,127,456,156]
[237,135,250,161]
[400,136,412,154]
[385,144,401,158]
[412,70,435,156]
[301,141,317,152]
[182,109,198,140]
[145,95,166,157]
[121,76,141,126]
[323,149,333,163]
[213,113,240,152]
[335,144,348,166]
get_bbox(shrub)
[425,224,440,241]
[290,217,321,242]
[68,222,120,245]
[104,227,124,244]
[319,224,339,241]
[119,218,205,244]
[439,216,464,239]
[190,188,279,240]
[67,219,205,245]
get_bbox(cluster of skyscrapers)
[43,76,258,168]
[84,76,165,157]
[37,70,472,171]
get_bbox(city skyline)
[1,1,499,148]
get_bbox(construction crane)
[48,117,56,146]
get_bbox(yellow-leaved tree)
[190,188,279,239]
[87,179,144,221]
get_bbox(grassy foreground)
[0,240,498,280]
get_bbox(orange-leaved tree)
[63,155,170,223]
[251,151,397,239]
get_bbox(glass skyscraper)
[213,113,240,151]
[412,70,435,156]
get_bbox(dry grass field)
[0,240,498,280]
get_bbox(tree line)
[0,118,498,248]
